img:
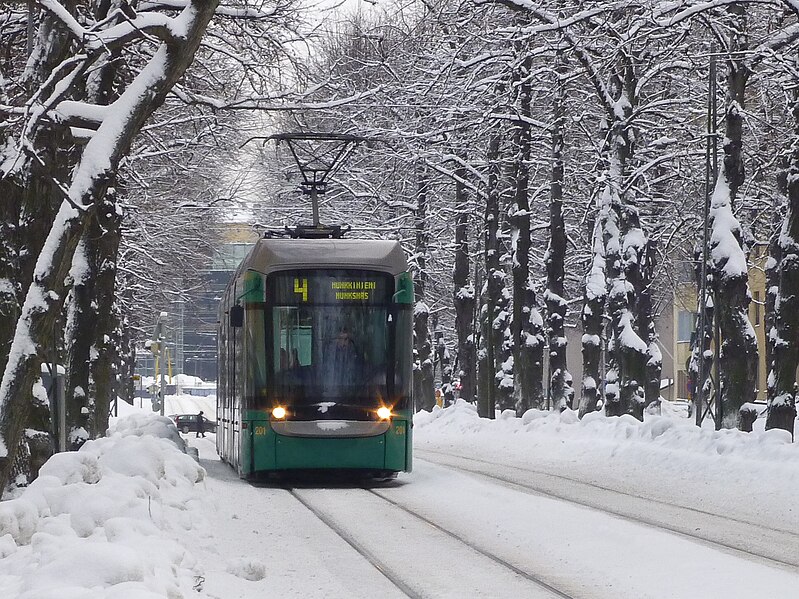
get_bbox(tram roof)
[243,238,408,275]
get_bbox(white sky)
[303,0,376,23]
[1,394,797,598]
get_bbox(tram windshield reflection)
[264,269,408,419]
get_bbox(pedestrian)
[196,410,206,438]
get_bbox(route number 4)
[294,278,308,302]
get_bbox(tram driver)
[323,327,361,388]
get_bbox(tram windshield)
[265,269,409,419]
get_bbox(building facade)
[671,245,768,402]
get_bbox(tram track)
[286,487,424,599]
[416,449,799,572]
[288,485,578,599]
[364,488,575,599]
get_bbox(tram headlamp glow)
[272,406,287,419]
[377,406,392,420]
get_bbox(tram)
[216,235,414,479]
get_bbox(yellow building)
[672,244,768,401]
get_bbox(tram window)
[270,304,390,403]
[274,307,313,371]
[316,307,388,375]
[266,270,408,413]
[245,304,267,405]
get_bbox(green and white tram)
[217,237,414,479]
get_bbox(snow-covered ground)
[1,397,798,598]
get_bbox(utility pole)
[172,300,184,392]
[147,312,168,416]
[696,46,721,429]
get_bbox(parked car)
[172,414,216,434]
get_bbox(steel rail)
[286,488,425,599]
[365,489,576,599]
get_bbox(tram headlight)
[272,406,287,419]
[377,406,392,420]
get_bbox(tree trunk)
[64,239,93,449]
[413,302,435,412]
[0,195,21,381]
[0,206,89,493]
[478,135,503,418]
[412,164,435,411]
[690,244,715,425]
[452,167,476,404]
[87,193,123,438]
[710,5,758,427]
[119,307,137,406]
[435,322,454,405]
[637,239,661,407]
[602,69,648,420]
[510,51,545,414]
[580,224,606,417]
[546,51,573,411]
[620,199,658,414]
[0,7,64,369]
[0,7,80,481]
[766,90,799,438]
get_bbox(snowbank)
[414,400,799,531]
[0,413,206,599]
[415,399,798,461]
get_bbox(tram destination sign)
[267,270,392,305]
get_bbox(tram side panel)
[218,280,245,475]
[216,289,230,467]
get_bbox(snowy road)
[190,435,408,599]
[187,435,799,599]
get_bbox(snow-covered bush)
[0,413,206,598]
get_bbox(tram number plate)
[394,423,405,435]
[254,426,268,436]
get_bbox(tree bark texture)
[0,7,81,466]
[509,46,544,414]
[546,52,573,410]
[766,90,799,438]
[434,319,454,405]
[710,5,758,427]
[452,168,477,404]
[478,135,502,418]
[119,310,137,406]
[87,193,123,438]
[64,239,94,449]
[690,246,715,424]
[579,224,605,417]
[602,66,648,420]
[412,164,435,411]
[413,303,435,412]
[637,238,660,406]
[622,201,660,410]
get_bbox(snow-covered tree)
[545,46,573,410]
[452,165,478,403]
[0,0,302,494]
[507,17,545,414]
